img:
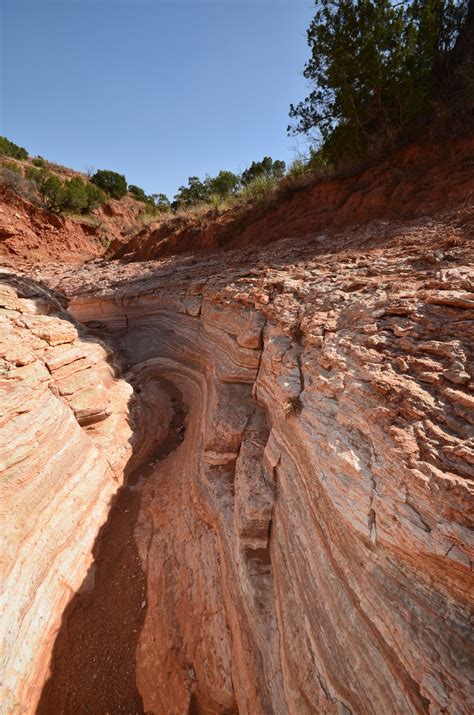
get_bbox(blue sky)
[1,0,314,199]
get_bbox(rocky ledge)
[1,210,473,713]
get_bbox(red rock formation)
[1,163,473,713]
[0,186,146,266]
[0,276,134,713]
[50,208,472,714]
[112,136,474,262]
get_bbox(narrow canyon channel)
[37,379,187,715]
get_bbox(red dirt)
[113,135,474,262]
[36,380,186,715]
[2,135,473,269]
[0,186,146,267]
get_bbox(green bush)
[0,136,28,160]
[62,177,88,213]
[206,170,240,198]
[85,182,108,210]
[26,168,107,214]
[40,175,65,211]
[128,184,148,202]
[173,176,210,210]
[241,173,277,201]
[26,166,44,183]
[90,169,127,199]
[26,166,49,189]
[32,156,46,167]
[289,0,470,162]
[287,158,310,179]
[1,161,22,174]
[241,157,286,186]
[150,193,171,212]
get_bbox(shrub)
[1,160,22,174]
[241,173,277,201]
[128,184,148,202]
[173,176,210,210]
[150,193,171,212]
[62,177,89,213]
[90,169,127,199]
[0,167,26,193]
[287,157,309,179]
[289,0,470,162]
[26,166,51,192]
[0,136,28,160]
[85,182,108,210]
[206,170,240,198]
[32,156,46,167]
[241,157,286,185]
[40,175,65,211]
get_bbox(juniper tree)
[289,0,469,161]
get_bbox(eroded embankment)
[59,220,473,714]
[112,135,474,261]
[2,208,473,714]
[37,377,186,715]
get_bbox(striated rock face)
[0,275,134,714]
[57,213,473,714]
[1,208,473,713]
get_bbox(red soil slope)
[1,136,472,268]
[0,187,145,267]
[114,136,474,261]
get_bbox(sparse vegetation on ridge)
[0,2,471,236]
[0,136,29,160]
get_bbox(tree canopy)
[206,170,241,198]
[289,0,470,162]
[0,136,28,160]
[241,157,286,185]
[172,158,286,210]
[90,169,128,199]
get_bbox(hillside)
[0,151,154,265]
[2,135,473,269]
[113,136,474,260]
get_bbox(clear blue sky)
[1,0,314,199]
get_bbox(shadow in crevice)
[3,264,191,715]
[36,461,149,714]
[36,377,186,715]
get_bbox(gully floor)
[37,380,186,715]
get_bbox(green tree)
[241,157,286,185]
[289,0,469,162]
[90,169,127,199]
[128,184,148,202]
[0,136,28,160]
[85,182,108,210]
[173,176,210,209]
[150,193,171,211]
[40,175,65,211]
[62,177,89,212]
[205,170,241,198]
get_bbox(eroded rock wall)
[0,278,134,714]
[66,219,473,714]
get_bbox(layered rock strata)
[52,213,473,714]
[0,275,134,714]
